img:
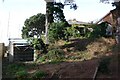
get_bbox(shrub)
[48,22,67,43]
[64,26,81,39]
[32,38,47,53]
[38,48,65,63]
[89,22,108,38]
[38,55,47,62]
[46,48,64,61]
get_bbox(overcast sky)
[0,0,115,45]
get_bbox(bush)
[38,48,65,63]
[47,48,64,61]
[48,22,67,43]
[89,22,108,38]
[32,70,47,78]
[65,26,81,39]
[32,38,47,53]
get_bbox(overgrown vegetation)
[37,21,113,63]
[65,26,81,39]
[4,63,27,78]
[3,63,47,79]
[90,22,108,38]
[37,48,65,63]
[48,22,68,43]
[32,38,47,53]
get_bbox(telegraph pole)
[44,0,54,44]
[45,1,49,44]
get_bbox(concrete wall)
[0,43,4,58]
[0,43,4,80]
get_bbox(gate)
[14,45,34,61]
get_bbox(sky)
[0,0,115,45]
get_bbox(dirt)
[26,59,98,79]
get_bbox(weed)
[6,63,26,75]
[32,70,47,78]
[37,48,65,63]
[15,70,28,79]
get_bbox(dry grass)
[47,37,116,61]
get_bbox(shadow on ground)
[61,38,94,51]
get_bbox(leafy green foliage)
[48,22,67,43]
[31,38,47,53]
[87,22,108,38]
[38,48,65,63]
[47,2,70,26]
[65,26,81,39]
[46,2,54,23]
[46,2,69,25]
[21,13,47,52]
[53,3,65,22]
[70,3,78,10]
[47,48,64,61]
[22,13,45,39]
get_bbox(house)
[96,9,118,27]
[67,19,90,35]
[68,19,89,26]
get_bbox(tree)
[46,2,70,25]
[53,3,65,22]
[45,1,73,44]
[22,13,45,39]
[22,13,47,54]
[46,2,54,24]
